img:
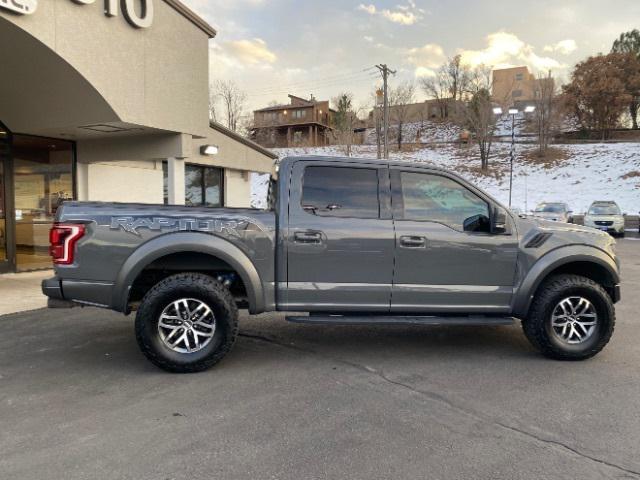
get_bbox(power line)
[246,72,379,97]
[245,68,379,97]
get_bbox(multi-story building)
[252,95,334,147]
[492,66,553,106]
[492,66,536,104]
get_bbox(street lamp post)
[493,105,535,208]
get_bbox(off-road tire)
[135,273,238,373]
[522,274,615,360]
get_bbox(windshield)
[588,204,621,215]
[535,204,565,213]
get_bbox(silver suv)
[584,201,625,237]
[533,202,573,223]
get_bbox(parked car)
[532,202,573,223]
[584,201,625,237]
[42,156,620,372]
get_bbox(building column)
[308,125,313,146]
[167,157,185,205]
[286,127,291,147]
[75,162,89,201]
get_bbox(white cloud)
[543,39,578,55]
[363,35,374,42]
[458,32,564,72]
[358,4,377,15]
[357,1,424,25]
[223,38,277,65]
[406,43,447,76]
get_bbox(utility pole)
[375,64,396,159]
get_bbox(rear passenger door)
[283,161,394,312]
[390,168,518,313]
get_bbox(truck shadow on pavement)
[0,308,545,378]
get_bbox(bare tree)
[331,92,358,156]
[533,72,558,157]
[457,65,498,171]
[420,55,470,119]
[212,79,247,132]
[208,90,218,123]
[420,68,450,119]
[389,81,416,150]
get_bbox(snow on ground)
[363,121,462,145]
[252,142,640,214]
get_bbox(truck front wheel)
[135,273,239,373]
[522,274,615,360]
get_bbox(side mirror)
[463,214,490,232]
[492,208,508,234]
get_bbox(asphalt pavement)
[1,236,639,479]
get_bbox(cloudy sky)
[182,0,640,112]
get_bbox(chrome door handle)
[294,231,322,244]
[399,235,427,248]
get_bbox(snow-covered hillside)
[252,142,640,214]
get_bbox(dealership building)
[0,0,276,272]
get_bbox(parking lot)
[1,236,639,480]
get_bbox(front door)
[284,161,394,312]
[390,168,518,313]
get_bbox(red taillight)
[49,224,85,265]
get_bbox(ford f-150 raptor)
[42,156,621,372]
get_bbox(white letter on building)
[104,0,118,16]
[121,0,153,28]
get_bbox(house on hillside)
[251,95,335,148]
[492,66,554,107]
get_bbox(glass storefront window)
[163,162,224,207]
[12,135,74,271]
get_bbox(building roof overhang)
[163,0,217,38]
[209,121,277,159]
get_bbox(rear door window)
[301,166,380,219]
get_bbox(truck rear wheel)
[522,274,615,360]
[135,273,239,373]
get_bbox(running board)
[285,315,515,326]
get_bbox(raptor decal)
[110,216,261,237]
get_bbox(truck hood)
[516,215,610,240]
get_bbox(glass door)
[12,135,74,271]
[0,126,13,273]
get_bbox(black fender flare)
[512,245,619,318]
[112,232,264,314]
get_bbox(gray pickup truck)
[43,156,621,372]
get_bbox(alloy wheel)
[550,296,598,345]
[157,298,216,353]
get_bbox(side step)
[286,315,515,326]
